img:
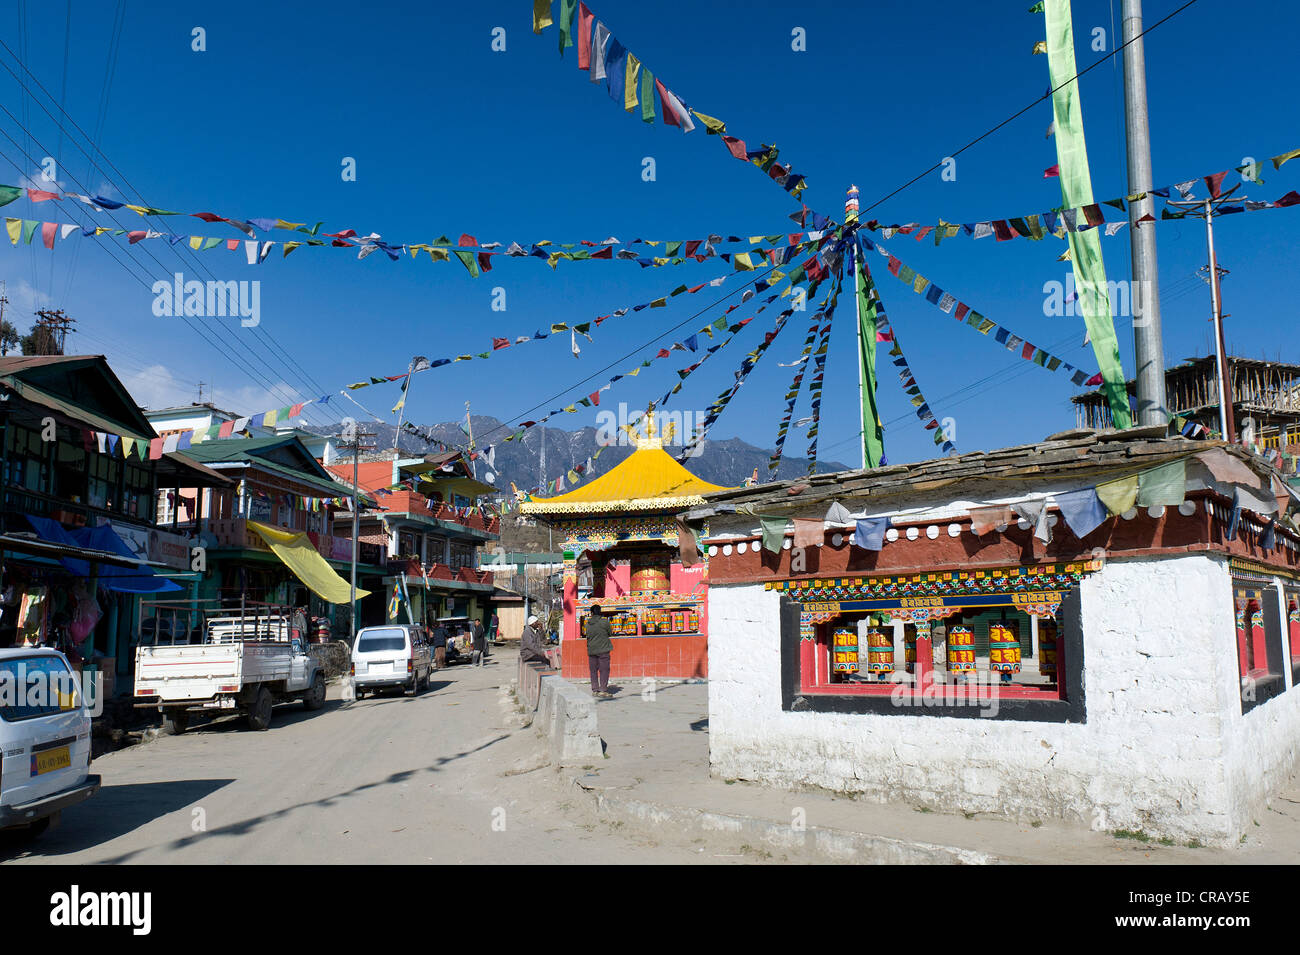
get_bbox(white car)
[351,625,432,699]
[0,648,100,839]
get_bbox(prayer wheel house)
[520,417,728,680]
[688,426,1300,846]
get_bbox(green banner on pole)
[854,249,886,468]
[1042,0,1132,428]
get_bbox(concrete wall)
[707,552,1300,846]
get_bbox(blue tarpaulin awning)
[23,516,182,593]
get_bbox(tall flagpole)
[846,184,867,470]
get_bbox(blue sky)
[1,0,1297,469]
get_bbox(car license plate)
[31,746,71,777]
[373,662,391,674]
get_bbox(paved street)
[1,660,732,865]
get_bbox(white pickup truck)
[134,613,327,733]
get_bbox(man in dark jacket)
[584,605,614,698]
[519,615,552,667]
[431,620,449,669]
[472,617,487,666]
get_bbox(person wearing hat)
[520,614,551,666]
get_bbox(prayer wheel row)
[842,621,1044,678]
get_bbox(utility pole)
[1167,189,1243,443]
[1121,0,1168,426]
[31,309,76,355]
[464,402,477,478]
[338,422,376,641]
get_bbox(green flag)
[759,516,790,553]
[854,254,886,468]
[558,0,576,53]
[1135,458,1187,507]
[1043,0,1131,428]
[0,186,21,208]
[640,67,655,123]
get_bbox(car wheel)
[354,687,365,701]
[304,674,326,711]
[246,686,273,731]
[162,710,189,735]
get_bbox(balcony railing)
[386,556,495,587]
[208,518,382,565]
[377,490,500,535]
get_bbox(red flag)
[289,402,305,417]
[41,222,56,249]
[218,421,235,438]
[722,135,747,160]
[954,303,970,321]
[192,212,225,223]
[226,239,239,250]
[1043,164,1060,178]
[27,189,59,202]
[687,283,704,293]
[992,220,1014,241]
[477,252,493,272]
[1086,373,1103,386]
[458,233,477,247]
[1022,342,1036,360]
[656,348,671,358]
[492,338,511,350]
[149,437,164,460]
[577,3,593,69]
[1274,190,1300,208]
[684,240,701,257]
[128,230,147,244]
[324,229,357,239]
[590,245,612,259]
[1204,171,1228,198]
[887,255,901,276]
[589,391,600,406]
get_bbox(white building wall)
[708,552,1293,846]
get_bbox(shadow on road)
[0,778,235,861]
[83,733,513,864]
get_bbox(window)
[0,654,80,721]
[123,463,154,521]
[774,568,1093,724]
[1233,579,1287,714]
[88,454,118,511]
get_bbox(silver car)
[351,625,432,699]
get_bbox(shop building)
[166,435,385,634]
[521,420,728,680]
[689,426,1300,846]
[0,356,230,694]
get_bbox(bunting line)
[864,234,1102,388]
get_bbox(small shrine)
[520,413,729,680]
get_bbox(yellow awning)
[248,521,370,605]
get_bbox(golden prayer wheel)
[831,626,859,673]
[1038,619,1058,677]
[946,626,976,674]
[865,629,894,675]
[630,554,670,594]
[904,625,917,673]
[989,621,1022,674]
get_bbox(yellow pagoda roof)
[520,430,730,516]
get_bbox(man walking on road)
[584,605,613,699]
[520,614,552,667]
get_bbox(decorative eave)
[520,494,710,516]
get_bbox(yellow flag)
[188,236,203,250]
[1272,147,1300,170]
[428,248,449,262]
[733,252,754,271]
[282,241,301,257]
[6,218,21,245]
[625,54,640,111]
[1096,475,1139,516]
[533,0,552,33]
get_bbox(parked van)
[351,625,432,699]
[0,648,100,839]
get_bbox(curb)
[570,778,1000,865]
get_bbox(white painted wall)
[708,552,1300,846]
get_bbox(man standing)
[472,617,487,666]
[584,605,614,699]
[519,614,551,667]
[431,619,448,670]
